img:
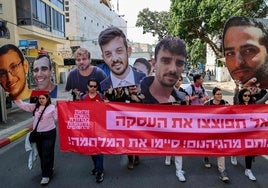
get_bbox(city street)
[1,136,268,188]
[2,1,268,186]
[1,81,268,188]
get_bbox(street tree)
[136,8,171,41]
[169,0,268,57]
[188,39,206,66]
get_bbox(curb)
[0,125,32,148]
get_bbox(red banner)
[57,101,268,156]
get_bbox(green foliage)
[216,59,224,67]
[135,0,268,65]
[188,39,206,67]
[169,0,268,56]
[136,8,171,40]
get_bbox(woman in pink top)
[14,94,57,185]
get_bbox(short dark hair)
[35,54,52,70]
[222,16,268,53]
[87,78,98,86]
[98,27,128,50]
[133,58,151,75]
[193,74,202,82]
[212,87,221,95]
[154,36,187,61]
[0,44,25,64]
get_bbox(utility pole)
[0,86,7,123]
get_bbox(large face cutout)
[33,57,53,90]
[224,25,268,88]
[0,50,28,98]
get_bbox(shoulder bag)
[29,106,47,143]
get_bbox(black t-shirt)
[204,99,228,105]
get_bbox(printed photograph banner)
[57,101,268,156]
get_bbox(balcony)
[17,17,65,44]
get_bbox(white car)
[180,74,192,90]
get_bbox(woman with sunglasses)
[231,83,268,181]
[231,88,256,181]
[14,93,57,185]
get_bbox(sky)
[110,0,171,44]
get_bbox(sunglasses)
[243,94,250,97]
[89,85,97,88]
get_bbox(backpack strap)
[192,84,205,95]
[200,85,205,94]
[191,84,196,96]
[99,92,103,101]
[81,93,87,101]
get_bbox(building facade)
[128,42,154,65]
[0,0,126,122]
[58,0,127,83]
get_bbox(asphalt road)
[1,135,268,188]
[1,84,268,188]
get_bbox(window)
[35,0,51,29]
[0,4,3,14]
[52,8,65,36]
[51,0,64,10]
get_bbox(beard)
[78,63,90,71]
[110,61,128,76]
[159,73,179,87]
[255,61,268,87]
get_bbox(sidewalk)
[204,79,235,92]
[0,80,235,149]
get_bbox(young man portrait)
[98,27,146,91]
[222,16,268,89]
[0,44,32,100]
[32,54,57,98]
[65,48,107,100]
[140,36,187,182]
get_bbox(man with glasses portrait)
[0,44,32,100]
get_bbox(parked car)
[180,74,192,90]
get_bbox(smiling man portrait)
[0,44,32,100]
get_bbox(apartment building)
[0,0,126,122]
